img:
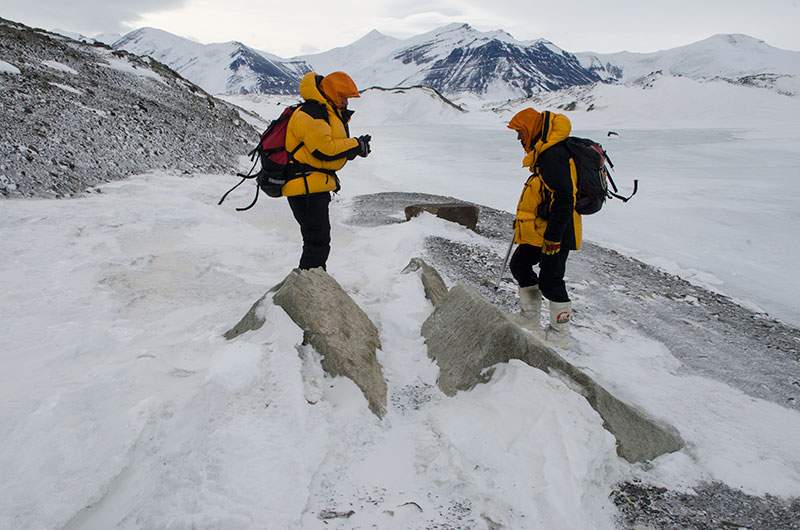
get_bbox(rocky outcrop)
[401,257,449,306]
[421,284,684,463]
[222,291,271,341]
[225,268,387,417]
[404,203,480,231]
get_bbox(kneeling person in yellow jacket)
[283,71,371,270]
[506,108,582,348]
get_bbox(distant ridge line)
[361,85,466,112]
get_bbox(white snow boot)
[541,300,571,348]
[513,285,542,331]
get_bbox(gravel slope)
[0,18,256,198]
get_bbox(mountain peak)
[128,27,172,38]
[706,33,766,46]
[353,28,399,45]
[364,29,390,38]
[114,27,185,48]
[420,22,529,47]
[420,22,476,40]
[441,22,473,32]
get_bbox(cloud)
[4,0,796,56]
[1,0,188,35]
[374,11,465,39]
[378,0,462,19]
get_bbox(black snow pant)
[509,243,571,302]
[288,192,331,270]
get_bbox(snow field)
[565,318,800,498]
[2,72,800,529]
[0,175,331,529]
[0,173,627,529]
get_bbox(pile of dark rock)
[0,17,257,198]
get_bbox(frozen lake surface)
[346,120,800,327]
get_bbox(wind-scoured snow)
[2,140,799,529]
[98,53,169,84]
[41,59,78,75]
[0,59,21,74]
[2,15,800,530]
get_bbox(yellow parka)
[282,72,360,196]
[511,110,582,250]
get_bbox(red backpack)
[219,103,311,210]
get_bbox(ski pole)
[494,230,515,290]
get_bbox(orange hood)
[508,108,572,168]
[319,71,360,108]
[507,108,544,153]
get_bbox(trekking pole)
[493,230,515,290]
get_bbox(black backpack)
[562,136,638,215]
[218,102,328,211]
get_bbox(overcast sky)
[3,0,799,56]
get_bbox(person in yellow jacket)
[506,108,581,347]
[283,71,371,270]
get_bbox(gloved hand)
[357,135,371,157]
[542,239,561,255]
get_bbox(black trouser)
[287,192,331,270]
[509,243,571,302]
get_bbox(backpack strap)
[218,160,259,206]
[218,176,248,206]
[286,141,304,164]
[541,111,551,143]
[235,185,260,212]
[298,100,329,123]
[601,147,614,169]
[217,145,265,207]
[608,178,638,202]
[220,141,309,209]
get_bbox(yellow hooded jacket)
[510,110,582,250]
[282,72,361,196]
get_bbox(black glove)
[357,135,371,158]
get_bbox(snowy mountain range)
[578,33,800,83]
[113,27,310,95]
[112,23,800,99]
[302,23,602,99]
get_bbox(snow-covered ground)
[351,77,800,327]
[2,77,800,529]
[221,76,800,328]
